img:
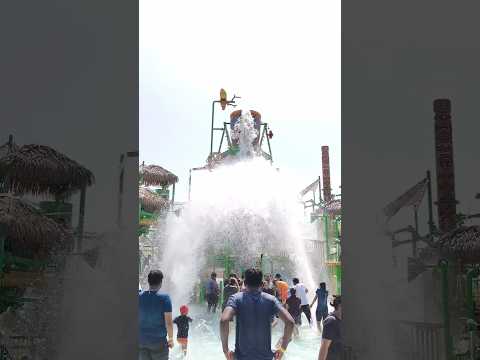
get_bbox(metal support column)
[77,185,87,252]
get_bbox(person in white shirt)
[292,278,312,324]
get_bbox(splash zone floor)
[168,304,322,360]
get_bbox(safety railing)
[394,321,444,360]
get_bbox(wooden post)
[117,154,125,228]
[318,176,322,203]
[433,99,457,233]
[426,170,435,236]
[171,183,176,209]
[77,185,87,252]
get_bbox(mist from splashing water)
[142,110,329,317]
[145,158,328,311]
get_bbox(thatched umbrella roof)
[0,144,94,197]
[139,187,168,213]
[437,225,480,262]
[141,164,178,187]
[0,195,71,256]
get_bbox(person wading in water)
[310,282,329,332]
[205,272,220,313]
[220,268,295,360]
[318,295,343,360]
[292,277,311,325]
[139,270,174,360]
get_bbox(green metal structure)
[323,213,342,295]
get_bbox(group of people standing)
[139,268,342,360]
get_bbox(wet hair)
[275,273,281,279]
[290,287,296,296]
[244,268,263,288]
[229,278,237,286]
[211,272,217,279]
[320,282,326,290]
[330,295,342,309]
[229,273,237,279]
[292,278,299,285]
[148,270,164,287]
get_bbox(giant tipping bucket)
[230,110,262,146]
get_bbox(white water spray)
[231,110,258,158]
[143,111,325,316]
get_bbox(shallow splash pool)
[168,304,321,360]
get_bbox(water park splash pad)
[167,304,321,360]
[141,109,328,358]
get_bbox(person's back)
[286,293,301,320]
[227,290,281,360]
[316,286,329,322]
[173,314,192,339]
[206,278,218,294]
[276,280,289,303]
[139,290,172,345]
[318,296,343,360]
[223,284,237,303]
[317,288,328,308]
[294,283,309,306]
[322,313,343,359]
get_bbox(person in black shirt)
[285,288,301,338]
[223,278,239,311]
[173,305,193,357]
[318,295,343,360]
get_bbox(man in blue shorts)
[139,270,174,360]
[220,268,295,360]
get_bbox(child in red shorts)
[173,305,193,357]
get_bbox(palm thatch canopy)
[0,195,71,256]
[0,144,94,197]
[139,187,168,213]
[437,225,480,262]
[141,164,178,187]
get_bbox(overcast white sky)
[140,0,340,201]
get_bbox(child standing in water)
[310,282,329,332]
[173,305,193,357]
